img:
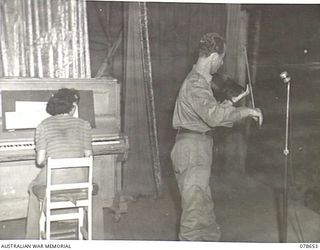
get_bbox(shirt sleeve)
[35,122,46,152]
[83,121,92,151]
[190,83,242,128]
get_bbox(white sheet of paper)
[15,101,47,112]
[5,111,50,129]
[5,101,79,130]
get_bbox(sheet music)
[5,101,79,130]
[15,101,47,112]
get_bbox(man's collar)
[192,65,212,84]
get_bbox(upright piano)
[0,77,129,239]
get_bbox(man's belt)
[177,128,214,137]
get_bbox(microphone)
[280,71,291,83]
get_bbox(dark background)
[87,2,320,194]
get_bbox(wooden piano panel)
[0,160,38,221]
[0,77,127,226]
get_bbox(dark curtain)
[88,2,228,197]
[87,1,125,79]
[223,5,249,175]
[123,2,160,197]
[0,0,90,78]
[147,3,227,175]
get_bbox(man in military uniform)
[171,32,263,241]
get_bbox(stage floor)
[1,171,319,242]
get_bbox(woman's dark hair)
[46,88,80,116]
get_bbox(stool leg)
[46,220,50,240]
[88,202,92,240]
[39,212,45,239]
[46,203,50,240]
[39,201,43,239]
[79,208,84,240]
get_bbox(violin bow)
[242,45,256,109]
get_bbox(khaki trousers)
[171,133,221,241]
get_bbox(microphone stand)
[280,71,291,243]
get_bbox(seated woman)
[25,88,92,239]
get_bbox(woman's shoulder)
[70,116,91,128]
[37,115,91,131]
[38,115,54,125]
[39,115,87,124]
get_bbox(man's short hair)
[46,88,80,116]
[199,32,226,57]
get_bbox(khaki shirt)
[173,65,243,132]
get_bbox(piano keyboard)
[0,138,122,151]
[0,142,35,151]
[0,135,128,163]
[91,140,121,146]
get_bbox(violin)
[211,46,261,125]
[211,73,249,104]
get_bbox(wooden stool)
[39,156,93,240]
